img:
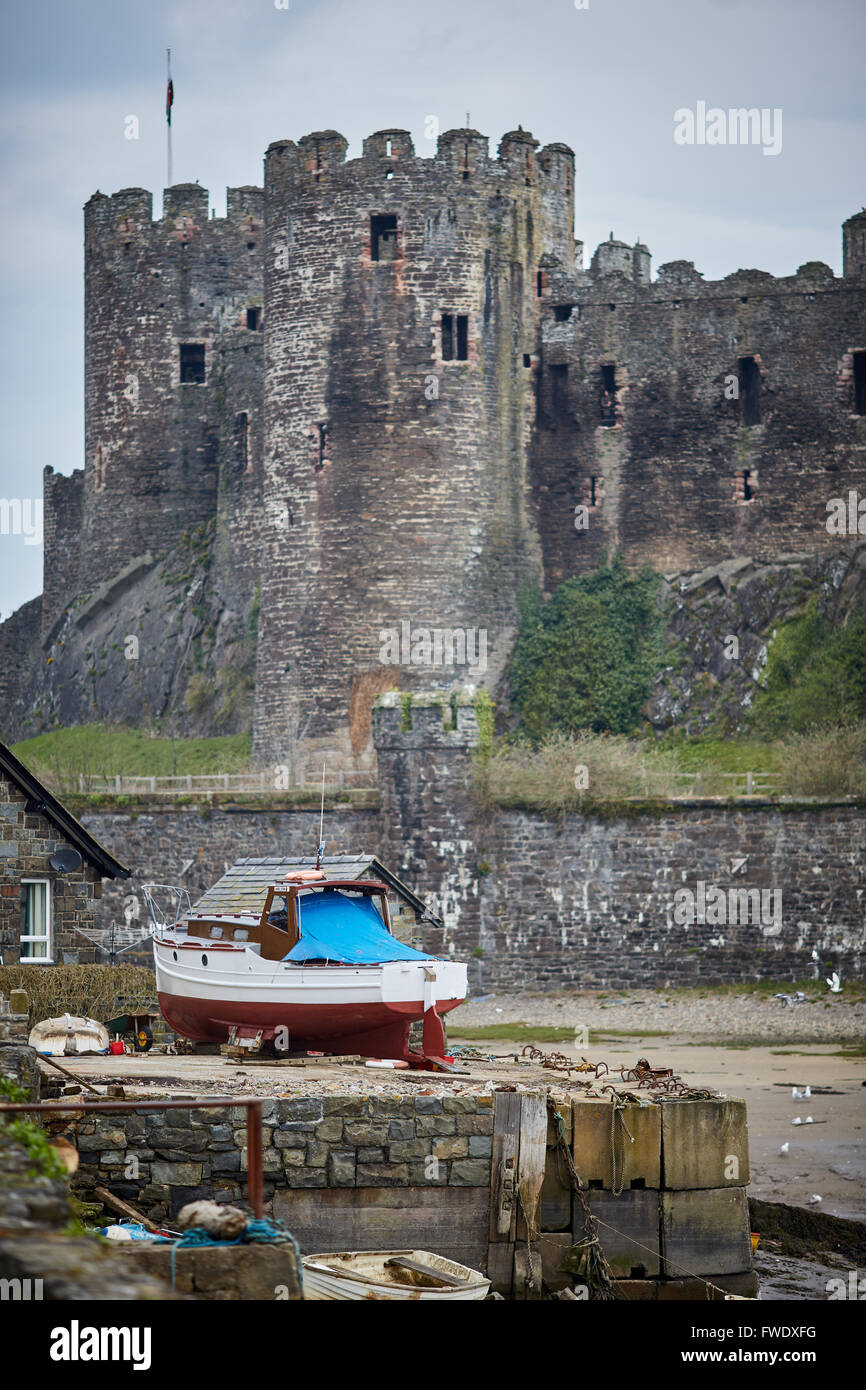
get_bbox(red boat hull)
[157,991,461,1063]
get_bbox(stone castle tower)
[253,127,574,761]
[3,126,865,763]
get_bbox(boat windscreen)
[283,890,436,965]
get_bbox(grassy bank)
[11,726,253,785]
[477,725,866,814]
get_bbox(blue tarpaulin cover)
[282,890,438,964]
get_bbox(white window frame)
[20,878,53,964]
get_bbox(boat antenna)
[315,763,325,869]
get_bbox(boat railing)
[141,883,192,929]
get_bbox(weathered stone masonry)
[77,694,866,987]
[71,1092,494,1222]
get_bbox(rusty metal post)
[246,1100,264,1219]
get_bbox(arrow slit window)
[20,879,51,962]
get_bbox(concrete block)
[586,1189,661,1277]
[540,1232,573,1292]
[661,1188,752,1277]
[661,1098,750,1189]
[572,1099,661,1190]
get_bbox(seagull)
[811,948,820,961]
[804,1086,811,1098]
[792,1116,803,1125]
[792,1085,813,1099]
[774,992,807,1007]
[808,1194,822,1205]
[826,972,842,993]
[805,1116,814,1124]
[779,1142,790,1155]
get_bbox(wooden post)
[515,1092,547,1299]
[487,1090,521,1296]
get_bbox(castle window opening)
[179,343,206,384]
[590,476,598,506]
[441,314,469,362]
[550,363,568,424]
[246,307,263,331]
[441,314,454,360]
[742,469,754,501]
[853,351,866,415]
[385,138,392,156]
[371,213,398,262]
[537,270,547,297]
[314,422,328,471]
[599,364,617,427]
[234,412,249,470]
[553,305,573,322]
[738,356,761,426]
[523,354,532,368]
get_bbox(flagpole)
[166,49,173,188]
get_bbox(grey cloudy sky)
[0,0,863,618]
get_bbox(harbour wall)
[80,754,866,989]
[64,1086,756,1297]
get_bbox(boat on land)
[301,1250,490,1301]
[29,1013,109,1056]
[147,864,466,1068]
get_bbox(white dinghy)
[301,1249,491,1301]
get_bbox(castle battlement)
[263,126,573,193]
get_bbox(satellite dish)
[49,848,83,873]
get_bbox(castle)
[5,126,866,763]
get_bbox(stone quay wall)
[70,1092,494,1226]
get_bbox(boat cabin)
[177,855,442,962]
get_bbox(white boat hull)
[302,1250,491,1300]
[153,932,466,1058]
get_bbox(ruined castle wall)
[80,184,264,599]
[534,259,866,590]
[0,597,41,725]
[41,467,84,637]
[252,129,574,762]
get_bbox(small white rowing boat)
[302,1249,491,1301]
[29,1013,109,1056]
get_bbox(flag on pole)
[166,77,174,125]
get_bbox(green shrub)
[751,606,866,733]
[509,557,664,739]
